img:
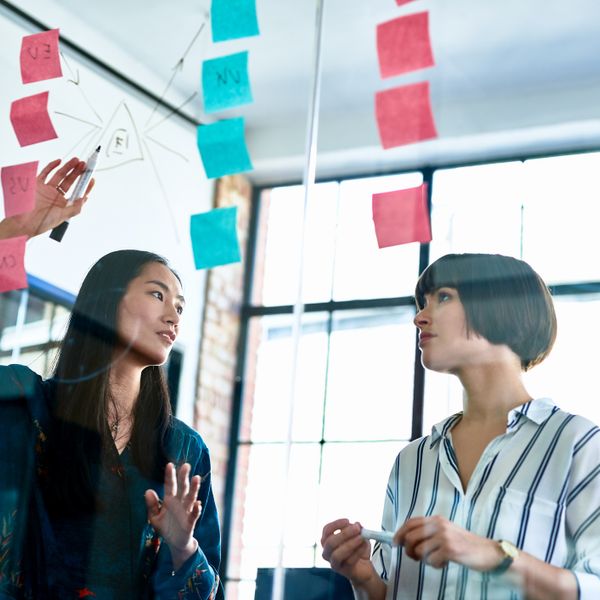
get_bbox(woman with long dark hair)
[321,253,600,599]
[0,158,222,599]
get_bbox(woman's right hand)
[321,518,377,586]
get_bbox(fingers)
[56,160,86,195]
[321,521,361,560]
[46,157,80,187]
[37,159,61,182]
[321,518,351,546]
[164,462,177,497]
[84,177,95,197]
[184,474,201,510]
[144,489,161,518]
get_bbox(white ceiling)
[9,0,600,182]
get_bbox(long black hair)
[44,250,179,514]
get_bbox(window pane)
[225,580,256,600]
[257,183,339,306]
[315,440,406,568]
[228,444,321,580]
[324,307,415,441]
[241,313,329,443]
[430,162,524,261]
[524,293,600,424]
[333,173,423,300]
[522,153,600,284]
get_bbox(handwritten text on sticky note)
[197,118,253,179]
[10,92,58,147]
[0,237,28,293]
[375,82,437,149]
[1,162,38,218]
[202,51,253,113]
[190,207,241,270]
[377,12,434,79]
[211,0,259,42]
[20,29,62,84]
[372,184,431,248]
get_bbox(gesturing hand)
[11,157,94,239]
[145,462,202,570]
[394,515,503,572]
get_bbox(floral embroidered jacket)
[0,364,223,600]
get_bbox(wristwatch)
[488,540,519,575]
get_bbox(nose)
[165,303,180,327]
[413,306,430,329]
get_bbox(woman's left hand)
[145,462,202,569]
[394,515,503,572]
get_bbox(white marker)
[360,528,396,546]
[50,145,100,242]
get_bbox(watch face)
[499,540,519,559]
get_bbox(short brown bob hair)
[415,253,557,371]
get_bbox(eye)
[151,290,164,301]
[438,290,452,303]
[176,305,184,315]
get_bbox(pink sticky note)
[0,237,28,293]
[10,92,58,147]
[20,29,62,84]
[377,12,434,79]
[1,162,38,218]
[375,82,437,149]
[372,184,431,248]
[396,0,418,5]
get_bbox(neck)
[108,357,143,418]
[456,359,532,426]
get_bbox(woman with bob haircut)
[322,253,600,599]
[0,158,222,599]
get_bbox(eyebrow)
[144,279,185,304]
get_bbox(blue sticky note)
[211,0,259,42]
[202,51,253,114]
[197,118,253,179]
[190,207,241,270]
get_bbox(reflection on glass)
[423,369,463,437]
[430,162,524,262]
[240,313,329,443]
[522,153,600,284]
[324,307,415,441]
[333,173,423,300]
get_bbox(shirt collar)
[429,398,558,448]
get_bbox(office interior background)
[2,0,600,597]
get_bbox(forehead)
[134,262,183,296]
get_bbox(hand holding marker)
[360,527,396,546]
[50,145,100,242]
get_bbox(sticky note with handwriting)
[375,82,437,149]
[202,51,253,113]
[377,12,434,79]
[20,29,62,84]
[10,92,58,147]
[197,118,253,179]
[190,207,241,269]
[372,184,431,248]
[211,0,259,42]
[0,237,28,293]
[1,162,38,218]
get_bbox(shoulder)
[0,364,44,399]
[165,416,211,465]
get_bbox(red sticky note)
[0,237,28,293]
[375,82,437,149]
[377,12,434,79]
[20,29,62,84]
[10,92,58,147]
[396,0,418,5]
[1,162,38,218]
[372,184,431,248]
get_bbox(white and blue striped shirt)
[371,398,600,599]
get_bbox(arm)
[395,516,578,600]
[0,158,93,241]
[146,453,222,600]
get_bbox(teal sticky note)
[211,0,259,42]
[197,118,253,179]
[190,207,241,270]
[202,51,253,114]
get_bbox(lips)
[157,330,176,344]
[419,333,435,345]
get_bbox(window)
[225,151,600,599]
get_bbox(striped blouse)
[371,398,600,599]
